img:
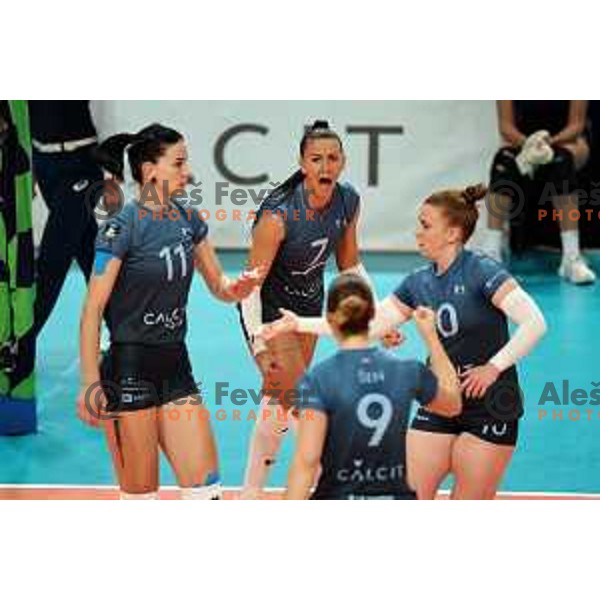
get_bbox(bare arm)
[238,213,285,354]
[413,307,461,417]
[335,208,360,271]
[285,411,328,499]
[77,257,122,426]
[263,294,412,340]
[423,333,462,417]
[550,101,588,146]
[497,100,526,147]
[80,258,122,386]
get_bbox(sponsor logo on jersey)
[143,307,185,330]
[336,459,405,484]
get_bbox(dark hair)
[94,123,183,184]
[260,120,343,207]
[424,183,487,243]
[326,274,375,337]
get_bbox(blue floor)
[1,251,600,493]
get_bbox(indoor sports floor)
[1,251,599,499]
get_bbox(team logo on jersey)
[102,222,121,241]
[453,284,466,295]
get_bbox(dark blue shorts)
[99,343,200,413]
[411,406,519,447]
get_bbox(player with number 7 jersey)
[238,121,384,499]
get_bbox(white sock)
[561,230,580,259]
[241,396,289,499]
[180,483,223,500]
[120,491,159,500]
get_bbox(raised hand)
[227,265,266,301]
[379,328,405,349]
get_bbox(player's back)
[298,347,438,500]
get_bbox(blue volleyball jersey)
[297,347,438,499]
[95,200,208,345]
[257,181,360,322]
[393,249,522,419]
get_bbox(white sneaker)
[558,255,597,285]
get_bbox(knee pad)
[537,146,577,194]
[489,147,522,195]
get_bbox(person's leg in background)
[33,146,102,335]
[540,143,596,284]
[484,146,523,263]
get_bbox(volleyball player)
[285,273,460,500]
[77,124,261,500]
[238,120,394,499]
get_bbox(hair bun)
[311,119,330,131]
[462,183,487,205]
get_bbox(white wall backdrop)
[87,100,499,251]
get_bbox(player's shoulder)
[99,199,137,235]
[262,181,297,212]
[464,248,504,271]
[337,181,360,213]
[116,198,139,220]
[403,263,433,287]
[310,353,340,380]
[337,181,360,200]
[379,353,422,375]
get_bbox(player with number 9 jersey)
[285,274,461,500]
